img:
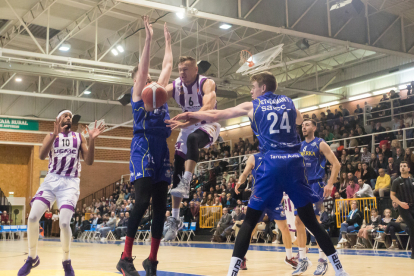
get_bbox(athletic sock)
[122,236,134,259]
[183,171,192,182]
[227,257,243,276]
[319,248,326,259]
[172,208,180,220]
[286,248,293,259]
[299,247,306,259]
[327,252,344,273]
[290,231,297,243]
[148,238,161,262]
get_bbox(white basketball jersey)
[48,131,82,177]
[172,74,216,113]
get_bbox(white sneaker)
[338,238,348,244]
[336,244,343,249]
[292,257,312,275]
[120,237,126,241]
[163,217,183,241]
[336,271,350,276]
[170,175,190,199]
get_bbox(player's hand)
[235,182,242,195]
[165,119,189,130]
[164,22,171,43]
[143,15,153,39]
[171,112,192,121]
[86,120,106,140]
[323,181,334,198]
[400,202,410,209]
[53,116,67,136]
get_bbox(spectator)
[393,147,404,170]
[241,175,253,200]
[346,179,360,198]
[354,163,362,179]
[115,212,129,239]
[381,143,392,160]
[44,210,52,237]
[361,162,377,188]
[354,179,374,198]
[374,209,395,246]
[374,168,391,198]
[338,172,348,199]
[365,121,375,134]
[404,148,414,170]
[190,201,200,221]
[369,153,380,173]
[347,172,358,184]
[337,200,363,249]
[52,210,59,221]
[212,208,233,242]
[387,157,399,181]
[339,105,350,117]
[354,104,363,114]
[98,212,116,239]
[378,153,387,170]
[361,146,371,163]
[224,193,236,208]
[354,208,381,248]
[350,147,362,166]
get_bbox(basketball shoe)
[116,253,140,276]
[142,258,158,276]
[285,257,298,269]
[170,175,190,199]
[292,257,312,275]
[62,260,75,276]
[313,258,328,275]
[163,216,183,241]
[240,258,247,270]
[18,256,40,276]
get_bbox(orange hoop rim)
[240,50,254,67]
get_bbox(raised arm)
[39,117,67,160]
[320,141,341,197]
[157,23,172,88]
[80,121,106,165]
[132,16,153,103]
[296,109,303,125]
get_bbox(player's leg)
[171,153,185,220]
[59,208,75,276]
[142,181,169,275]
[313,201,329,276]
[117,177,152,276]
[18,200,48,276]
[275,219,297,269]
[227,207,262,276]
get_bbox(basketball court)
[1,239,413,276]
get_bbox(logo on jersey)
[301,151,316,157]
[54,149,77,154]
[260,104,287,112]
[136,172,142,177]
[311,142,317,146]
[165,170,171,178]
[302,146,307,151]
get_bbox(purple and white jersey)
[48,131,82,177]
[172,74,216,113]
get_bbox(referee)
[390,161,414,259]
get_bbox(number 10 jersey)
[250,91,300,152]
[48,131,82,177]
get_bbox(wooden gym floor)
[1,238,413,275]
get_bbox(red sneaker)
[240,258,247,270]
[284,257,298,269]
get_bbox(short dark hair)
[178,56,197,66]
[303,119,317,126]
[250,71,277,92]
[400,161,408,165]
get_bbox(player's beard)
[62,121,72,129]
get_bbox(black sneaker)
[116,253,140,276]
[142,257,158,276]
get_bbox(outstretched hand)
[143,15,153,39]
[165,119,189,130]
[53,116,67,136]
[164,22,171,43]
[81,121,106,140]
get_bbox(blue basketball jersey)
[300,137,326,181]
[250,92,300,152]
[131,87,171,138]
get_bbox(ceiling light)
[220,128,226,132]
[59,43,71,52]
[399,84,409,90]
[176,7,186,19]
[240,122,251,127]
[15,77,22,82]
[349,93,372,101]
[373,88,396,95]
[299,106,318,113]
[219,23,232,30]
[84,91,91,95]
[116,45,124,53]
[111,49,119,56]
[319,101,340,108]
[225,124,241,130]
[9,191,14,195]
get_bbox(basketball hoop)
[240,50,254,68]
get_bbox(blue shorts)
[130,134,171,184]
[248,149,320,212]
[310,180,326,216]
[263,203,286,221]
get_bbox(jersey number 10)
[61,139,70,147]
[267,112,291,134]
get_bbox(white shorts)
[30,173,80,211]
[283,193,296,232]
[175,122,221,158]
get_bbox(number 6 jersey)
[48,131,82,177]
[250,91,300,152]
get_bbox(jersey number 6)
[267,112,291,134]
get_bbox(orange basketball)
[142,82,168,111]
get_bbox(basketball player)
[116,17,173,276]
[235,154,298,269]
[18,112,105,276]
[292,119,341,275]
[166,72,348,276]
[162,56,220,241]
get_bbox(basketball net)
[240,50,254,68]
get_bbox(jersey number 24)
[267,112,291,134]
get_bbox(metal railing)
[199,205,223,228]
[77,178,123,209]
[335,197,377,228]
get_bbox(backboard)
[236,44,284,75]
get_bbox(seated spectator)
[190,201,200,221]
[393,147,404,170]
[162,211,171,237]
[346,179,360,198]
[354,179,374,198]
[98,212,116,239]
[361,162,377,188]
[369,153,380,173]
[221,207,246,240]
[374,168,391,198]
[224,193,236,208]
[338,172,348,199]
[339,105,349,117]
[1,210,10,225]
[191,193,201,202]
[354,208,381,248]
[361,146,371,163]
[242,175,253,200]
[404,148,414,171]
[115,212,129,239]
[377,153,387,170]
[215,184,222,194]
[212,208,233,242]
[374,209,395,246]
[337,200,363,249]
[354,163,362,179]
[387,157,399,182]
[347,172,358,184]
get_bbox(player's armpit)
[295,109,303,125]
[165,83,174,99]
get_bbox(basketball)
[141,82,168,111]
